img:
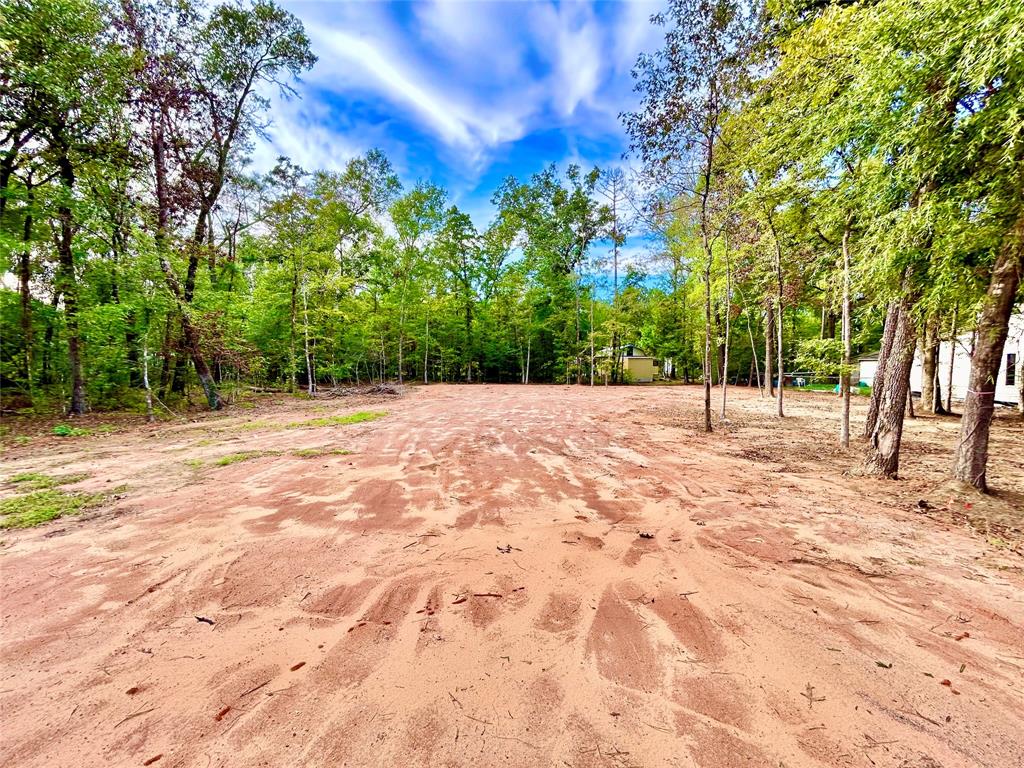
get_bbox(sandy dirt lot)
[1,384,1022,768]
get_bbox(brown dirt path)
[1,385,1022,767]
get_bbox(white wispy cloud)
[254,0,666,217]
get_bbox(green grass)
[52,424,91,437]
[183,458,205,469]
[293,447,354,458]
[0,489,105,529]
[285,411,387,429]
[238,420,272,431]
[232,410,386,433]
[213,450,279,466]
[8,472,89,490]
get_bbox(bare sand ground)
[1,384,1022,768]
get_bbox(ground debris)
[316,383,405,398]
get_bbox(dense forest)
[1,0,1022,490]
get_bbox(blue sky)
[253,0,665,238]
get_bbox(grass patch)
[213,450,279,466]
[8,472,89,490]
[285,411,386,429]
[183,458,205,469]
[0,489,105,529]
[52,424,91,437]
[238,420,272,431]
[293,447,354,458]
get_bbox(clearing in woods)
[1,384,1022,767]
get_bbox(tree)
[624,0,761,432]
[121,0,314,409]
[2,0,131,414]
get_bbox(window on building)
[1007,353,1017,386]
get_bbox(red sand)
[1,384,1022,767]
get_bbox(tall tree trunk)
[745,305,763,397]
[721,240,732,419]
[289,267,298,392]
[864,302,899,438]
[465,302,473,383]
[18,183,33,387]
[865,299,917,477]
[840,219,852,448]
[920,318,940,414]
[765,208,785,416]
[703,256,713,433]
[946,305,958,413]
[151,114,221,409]
[55,156,86,415]
[589,290,595,387]
[952,220,1023,491]
[302,278,315,396]
[142,341,155,423]
[776,296,784,417]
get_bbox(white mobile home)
[909,311,1023,406]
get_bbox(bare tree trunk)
[946,304,958,413]
[776,297,784,418]
[921,318,939,414]
[289,268,298,392]
[865,300,917,477]
[142,341,155,423]
[840,219,852,447]
[952,220,1023,491]
[18,180,34,388]
[55,157,86,415]
[703,256,713,433]
[302,279,315,396]
[745,306,762,397]
[589,289,595,387]
[524,334,531,385]
[864,302,899,438]
[720,240,732,419]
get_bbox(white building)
[858,311,1022,406]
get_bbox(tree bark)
[952,219,1023,491]
[864,302,899,438]
[703,256,713,433]
[767,210,784,417]
[18,182,33,387]
[920,319,940,414]
[721,238,732,419]
[946,305,958,413]
[55,155,86,415]
[865,300,917,477]
[840,219,852,448]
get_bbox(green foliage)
[795,339,843,378]
[52,424,90,437]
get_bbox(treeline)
[1,0,1022,492]
[0,0,823,413]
